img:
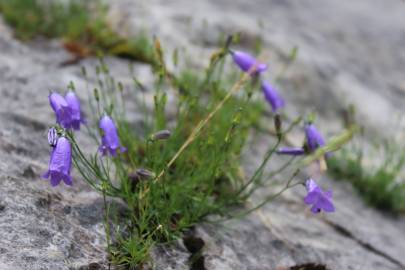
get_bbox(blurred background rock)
[0,0,404,269]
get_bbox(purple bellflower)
[276,122,328,156]
[49,92,72,129]
[99,115,126,156]
[65,91,84,130]
[305,123,326,152]
[262,81,285,113]
[304,179,335,214]
[231,51,267,74]
[42,136,73,186]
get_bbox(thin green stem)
[102,187,111,251]
[237,138,281,197]
[211,169,301,223]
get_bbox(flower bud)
[93,88,99,102]
[47,127,58,147]
[262,81,285,113]
[274,114,282,138]
[135,168,155,179]
[151,130,171,141]
[231,50,267,75]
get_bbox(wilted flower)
[135,168,155,179]
[42,136,72,186]
[305,122,326,152]
[128,168,155,191]
[304,179,335,214]
[262,81,285,113]
[65,91,83,130]
[231,50,267,74]
[47,127,58,147]
[150,130,171,141]
[49,92,72,129]
[99,115,126,156]
[277,147,305,155]
[274,114,282,136]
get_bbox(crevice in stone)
[77,262,105,270]
[183,232,206,270]
[289,263,329,270]
[35,194,52,209]
[324,220,405,269]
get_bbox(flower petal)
[304,191,319,205]
[319,197,335,212]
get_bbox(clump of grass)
[66,35,355,266]
[41,30,356,266]
[0,0,155,63]
[327,137,405,214]
[72,39,269,267]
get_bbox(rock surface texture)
[1,0,405,269]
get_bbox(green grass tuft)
[71,42,271,267]
[0,0,155,63]
[327,139,405,214]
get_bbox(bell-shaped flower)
[231,51,267,74]
[65,91,84,130]
[99,115,126,156]
[304,179,335,214]
[262,81,285,113]
[305,123,326,152]
[42,136,73,186]
[49,92,72,129]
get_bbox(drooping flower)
[47,127,58,147]
[262,81,285,112]
[231,50,267,74]
[42,136,73,186]
[305,122,326,152]
[276,147,305,155]
[304,179,335,214]
[99,115,126,156]
[65,91,84,130]
[49,92,72,129]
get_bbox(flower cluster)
[43,91,125,186]
[232,51,334,214]
[49,92,84,131]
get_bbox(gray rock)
[1,0,405,269]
